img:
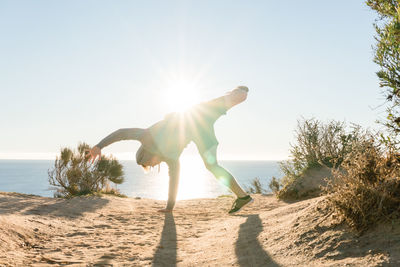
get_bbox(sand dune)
[0,192,399,266]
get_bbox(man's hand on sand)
[85,146,101,163]
[158,208,172,213]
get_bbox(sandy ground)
[1,192,399,267]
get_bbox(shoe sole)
[229,198,254,214]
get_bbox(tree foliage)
[48,142,125,198]
[367,0,400,135]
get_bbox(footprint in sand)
[93,224,112,229]
[114,231,124,236]
[100,254,117,259]
[112,216,130,223]
[123,241,136,245]
[94,260,113,267]
[128,256,139,261]
[77,243,91,247]
[66,231,89,237]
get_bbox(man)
[87,86,253,214]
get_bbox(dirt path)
[0,192,399,266]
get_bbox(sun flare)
[177,154,233,200]
[163,79,201,112]
[153,154,221,201]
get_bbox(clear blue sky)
[0,1,384,160]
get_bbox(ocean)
[0,159,283,200]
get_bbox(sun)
[163,78,201,112]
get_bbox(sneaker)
[236,85,249,92]
[228,195,253,214]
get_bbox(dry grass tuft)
[325,137,400,233]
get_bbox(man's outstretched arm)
[95,128,145,149]
[87,128,145,162]
[160,160,180,212]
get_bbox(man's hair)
[136,145,161,173]
[136,145,154,166]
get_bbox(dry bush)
[325,137,400,233]
[48,142,125,198]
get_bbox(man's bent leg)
[200,145,247,198]
[208,164,248,198]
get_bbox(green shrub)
[48,142,125,198]
[246,177,267,194]
[278,118,364,186]
[286,118,361,172]
[269,177,280,193]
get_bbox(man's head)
[136,145,162,170]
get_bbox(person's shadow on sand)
[236,214,280,267]
[0,192,110,218]
[152,213,177,267]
